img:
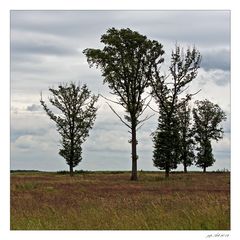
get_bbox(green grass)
[10,171,230,230]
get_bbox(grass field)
[10,171,230,230]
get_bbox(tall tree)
[192,99,226,172]
[40,82,98,176]
[178,100,195,173]
[83,28,164,180]
[150,46,201,178]
[152,104,180,177]
[195,139,214,172]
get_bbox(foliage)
[192,99,227,172]
[40,82,98,176]
[151,46,201,177]
[83,28,165,180]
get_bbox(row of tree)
[153,99,226,178]
[40,28,226,179]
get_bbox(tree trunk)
[165,163,170,178]
[69,164,74,177]
[130,124,138,181]
[165,168,169,178]
[203,166,206,173]
[70,132,74,177]
[184,163,187,173]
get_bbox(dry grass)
[10,171,230,230]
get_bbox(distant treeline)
[10,169,230,174]
[10,170,41,173]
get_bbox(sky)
[10,10,230,172]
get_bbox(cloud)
[212,133,230,154]
[13,130,58,151]
[26,104,42,112]
[197,68,230,87]
[11,11,230,53]
[11,11,113,39]
[11,108,56,141]
[125,11,230,47]
[10,10,230,171]
[201,48,230,71]
[11,39,78,57]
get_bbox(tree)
[152,105,180,177]
[150,46,201,178]
[177,100,195,173]
[83,28,165,180]
[192,99,226,172]
[195,139,214,173]
[40,82,98,176]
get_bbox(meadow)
[10,171,230,230]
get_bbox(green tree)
[152,105,180,177]
[83,28,164,180]
[178,100,195,173]
[40,83,98,176]
[192,99,227,172]
[195,139,214,172]
[150,46,201,178]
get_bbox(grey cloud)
[11,11,115,43]
[26,104,42,112]
[11,125,53,142]
[197,68,230,87]
[11,10,230,47]
[212,71,230,86]
[11,63,107,98]
[11,109,57,143]
[201,48,230,71]
[11,53,44,65]
[115,11,230,47]
[11,10,230,92]
[11,36,78,57]
[12,42,77,57]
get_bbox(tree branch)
[137,113,155,126]
[106,102,131,129]
[99,94,122,105]
[148,104,159,113]
[137,94,152,118]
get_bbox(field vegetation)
[11,171,230,230]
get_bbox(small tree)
[83,28,164,180]
[178,100,195,173]
[150,46,201,178]
[192,99,226,172]
[40,82,98,176]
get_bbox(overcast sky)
[10,10,230,171]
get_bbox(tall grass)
[11,172,230,230]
